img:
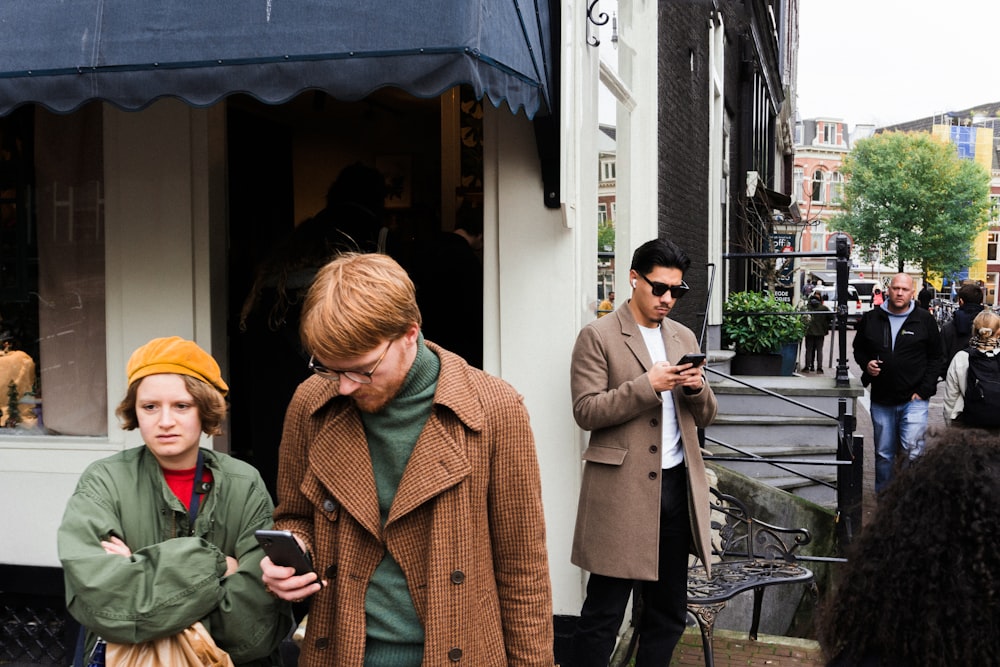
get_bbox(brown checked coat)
[570,303,717,581]
[274,342,554,667]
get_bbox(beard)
[349,361,407,414]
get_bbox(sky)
[797,0,1000,130]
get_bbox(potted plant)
[722,291,808,375]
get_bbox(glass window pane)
[0,105,107,436]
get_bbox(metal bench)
[611,487,815,667]
[686,487,815,667]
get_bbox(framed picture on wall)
[376,154,412,209]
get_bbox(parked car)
[849,278,881,314]
[813,284,862,328]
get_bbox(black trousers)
[804,334,825,369]
[574,464,690,667]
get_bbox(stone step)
[706,443,838,459]
[707,418,839,447]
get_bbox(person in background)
[238,161,389,499]
[803,278,817,298]
[58,336,292,666]
[260,253,554,667]
[596,290,615,317]
[409,206,484,368]
[803,291,833,373]
[942,309,1000,426]
[917,280,935,310]
[853,273,942,492]
[818,428,1000,666]
[570,238,717,666]
[871,287,883,307]
[939,282,985,374]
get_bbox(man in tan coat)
[570,238,717,666]
[261,253,554,666]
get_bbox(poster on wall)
[771,233,796,304]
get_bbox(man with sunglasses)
[260,253,554,666]
[570,238,717,666]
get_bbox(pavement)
[811,328,946,526]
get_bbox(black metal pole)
[834,235,850,388]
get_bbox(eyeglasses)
[308,340,393,384]
[638,273,690,298]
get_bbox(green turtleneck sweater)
[359,335,440,667]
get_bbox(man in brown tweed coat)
[260,253,554,667]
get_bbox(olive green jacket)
[57,446,293,666]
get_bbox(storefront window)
[0,104,106,437]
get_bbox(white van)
[813,284,863,328]
[849,279,881,314]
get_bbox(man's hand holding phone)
[257,529,324,603]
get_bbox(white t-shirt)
[638,324,683,468]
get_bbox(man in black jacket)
[939,282,984,376]
[854,273,942,493]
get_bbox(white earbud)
[631,279,637,288]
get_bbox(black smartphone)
[677,353,706,367]
[255,529,316,576]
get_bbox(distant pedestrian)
[818,428,1000,666]
[803,292,832,373]
[939,282,985,374]
[596,290,615,317]
[854,273,942,492]
[871,287,883,307]
[943,310,1000,427]
[803,278,817,298]
[917,281,935,309]
[409,206,485,368]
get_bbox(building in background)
[879,103,1000,305]
[792,118,884,295]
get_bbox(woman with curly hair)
[817,428,1000,665]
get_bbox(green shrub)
[722,291,807,355]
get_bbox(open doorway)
[225,88,483,498]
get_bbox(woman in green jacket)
[57,336,292,665]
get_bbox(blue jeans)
[870,398,928,492]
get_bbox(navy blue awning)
[0,0,553,118]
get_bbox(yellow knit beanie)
[126,336,229,396]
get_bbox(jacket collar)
[615,299,680,370]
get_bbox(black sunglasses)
[638,273,690,298]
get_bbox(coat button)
[322,498,338,512]
[648,471,658,480]
[325,564,338,579]
[650,418,659,427]
[314,637,329,650]
[649,445,658,454]
[448,647,463,662]
[450,569,465,584]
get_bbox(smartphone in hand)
[676,353,706,367]
[255,529,316,577]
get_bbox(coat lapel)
[309,406,383,538]
[388,417,472,524]
[617,303,654,371]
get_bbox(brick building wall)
[657,3,712,334]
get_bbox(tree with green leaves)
[834,131,991,276]
[597,220,615,252]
